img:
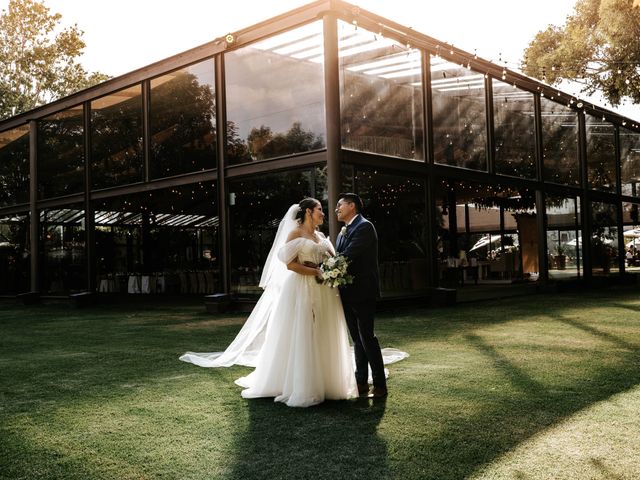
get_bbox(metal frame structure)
[1,0,639,299]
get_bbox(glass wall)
[339,21,424,161]
[91,84,144,189]
[0,213,30,294]
[149,60,217,178]
[0,125,30,207]
[590,201,619,276]
[585,115,616,192]
[435,179,538,286]
[225,22,326,164]
[40,205,86,294]
[622,201,640,272]
[546,195,582,280]
[93,182,219,294]
[540,98,579,186]
[431,57,487,170]
[492,80,536,178]
[348,168,427,295]
[37,105,85,199]
[620,126,640,197]
[228,168,326,294]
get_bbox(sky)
[2,0,639,121]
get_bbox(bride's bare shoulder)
[286,228,304,242]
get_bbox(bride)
[180,198,406,408]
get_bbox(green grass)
[1,288,640,479]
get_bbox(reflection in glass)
[40,206,86,294]
[0,125,30,207]
[620,127,640,197]
[590,201,619,276]
[0,213,30,294]
[228,168,326,295]
[354,169,426,294]
[339,21,424,161]
[540,98,579,185]
[492,80,536,178]
[149,60,217,178]
[93,183,219,294]
[37,106,85,198]
[225,22,326,164]
[546,195,581,280]
[585,115,616,192]
[435,179,538,286]
[431,57,487,170]
[622,202,640,272]
[91,85,144,189]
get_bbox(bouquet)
[317,254,354,288]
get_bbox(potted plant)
[554,245,566,270]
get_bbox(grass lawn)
[1,288,640,479]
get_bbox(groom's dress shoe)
[357,383,370,395]
[368,386,387,398]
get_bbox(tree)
[0,0,110,120]
[522,0,640,106]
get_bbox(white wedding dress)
[180,205,408,408]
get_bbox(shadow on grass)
[399,322,640,479]
[556,316,639,351]
[227,397,389,480]
[1,291,640,479]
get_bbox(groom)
[335,193,387,398]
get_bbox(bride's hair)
[295,197,320,224]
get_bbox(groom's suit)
[336,214,386,390]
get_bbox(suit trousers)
[343,300,386,388]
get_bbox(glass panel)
[228,168,326,295]
[149,60,216,178]
[622,202,640,272]
[0,213,30,294]
[620,126,640,197]
[590,201,619,276]
[492,80,536,178]
[540,98,579,186]
[91,85,144,189]
[585,115,616,192]
[546,195,582,280]
[0,125,30,207]
[431,56,487,170]
[40,205,86,294]
[225,22,326,164]
[94,182,219,294]
[339,21,424,161]
[37,105,85,198]
[436,179,538,286]
[354,169,427,295]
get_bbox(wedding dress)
[180,204,408,408]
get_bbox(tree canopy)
[0,0,110,121]
[523,0,640,106]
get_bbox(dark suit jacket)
[336,215,380,303]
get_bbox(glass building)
[1,0,639,302]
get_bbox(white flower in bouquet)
[318,254,354,288]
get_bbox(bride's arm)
[286,258,320,277]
